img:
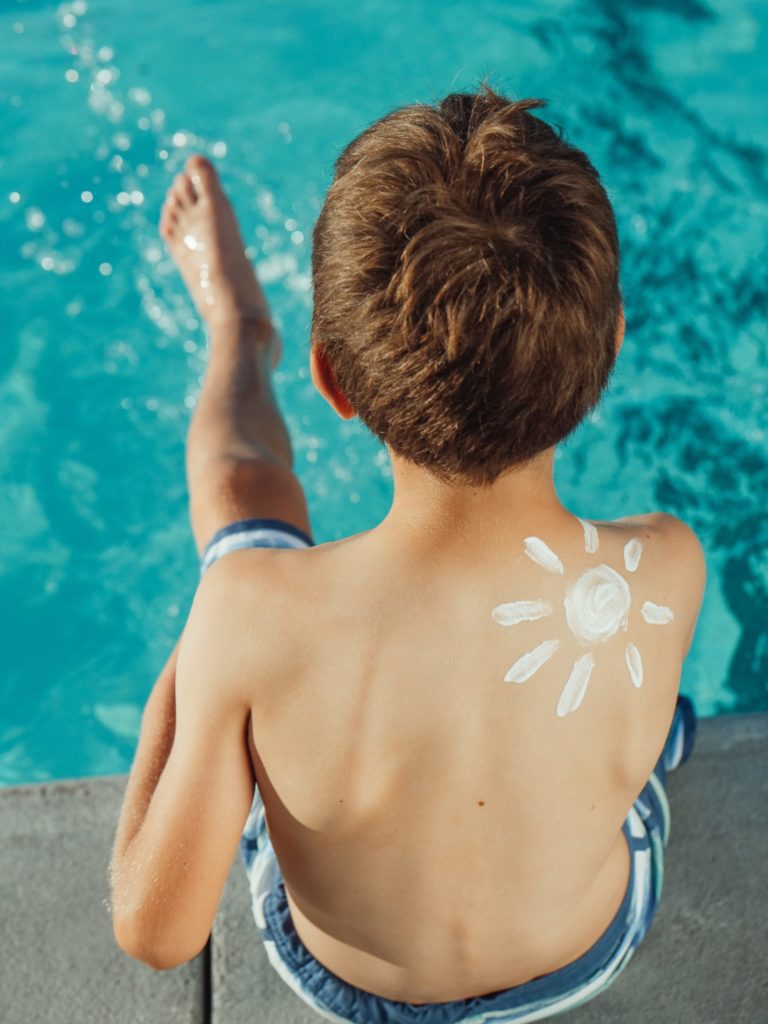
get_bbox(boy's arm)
[109,560,256,970]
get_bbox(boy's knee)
[189,454,312,548]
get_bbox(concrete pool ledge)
[1,714,766,1024]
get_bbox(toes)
[176,172,197,206]
[159,198,179,239]
[159,216,175,241]
[185,154,217,197]
[170,173,194,208]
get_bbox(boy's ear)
[310,344,357,420]
[615,304,626,355]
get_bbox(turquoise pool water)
[1,0,766,786]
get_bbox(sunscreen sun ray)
[578,518,599,554]
[641,601,674,625]
[503,639,560,684]
[624,538,643,573]
[491,600,553,626]
[523,537,564,574]
[556,653,595,717]
[625,642,643,688]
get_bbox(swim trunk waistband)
[199,515,315,576]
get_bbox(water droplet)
[62,218,85,238]
[80,190,94,203]
[631,214,647,237]
[128,86,152,106]
[25,207,45,230]
[99,262,113,276]
[211,140,227,158]
[9,191,20,204]
[65,69,79,83]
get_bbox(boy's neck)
[379,447,572,552]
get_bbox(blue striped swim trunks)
[200,517,697,1024]
[199,516,315,576]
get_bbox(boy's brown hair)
[310,83,622,486]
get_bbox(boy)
[110,85,705,1022]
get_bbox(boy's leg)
[185,313,312,557]
[156,152,312,555]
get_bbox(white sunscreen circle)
[564,564,631,643]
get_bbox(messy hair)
[310,83,622,485]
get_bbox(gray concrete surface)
[1,713,766,1024]
[0,775,205,1024]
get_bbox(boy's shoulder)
[190,543,324,699]
[609,510,705,572]
[604,511,706,654]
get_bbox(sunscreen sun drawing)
[491,519,674,718]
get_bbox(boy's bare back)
[208,506,705,1004]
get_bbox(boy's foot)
[159,154,281,366]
